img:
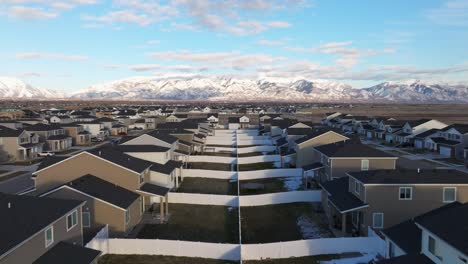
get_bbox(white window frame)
[443,187,457,203]
[355,181,361,194]
[361,159,369,171]
[82,211,91,228]
[372,213,384,229]
[66,210,78,231]
[399,187,413,200]
[45,226,54,248]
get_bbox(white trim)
[330,157,398,160]
[340,204,369,214]
[135,189,166,197]
[44,225,54,248]
[398,187,413,200]
[40,185,128,211]
[66,209,78,231]
[443,187,457,203]
[372,212,384,229]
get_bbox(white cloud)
[3,0,97,20]
[8,6,58,19]
[257,39,285,46]
[129,64,162,72]
[15,52,88,61]
[426,0,468,26]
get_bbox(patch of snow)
[282,177,302,191]
[297,215,332,239]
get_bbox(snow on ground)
[320,253,377,264]
[296,215,333,239]
[282,176,302,191]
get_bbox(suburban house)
[413,128,441,151]
[61,123,91,146]
[380,202,468,264]
[228,116,250,129]
[75,121,108,139]
[394,119,447,145]
[0,193,101,264]
[24,123,72,152]
[433,124,468,159]
[322,169,468,237]
[0,120,23,129]
[0,126,43,161]
[166,114,188,123]
[313,141,398,182]
[293,129,349,168]
[48,115,73,124]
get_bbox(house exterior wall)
[121,134,172,148]
[126,152,169,165]
[330,158,397,179]
[362,184,468,233]
[384,238,406,258]
[149,170,173,188]
[0,206,83,264]
[295,132,348,168]
[34,152,142,194]
[421,228,468,264]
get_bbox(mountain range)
[1,76,467,103]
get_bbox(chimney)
[8,202,11,209]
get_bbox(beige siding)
[331,158,396,179]
[34,152,142,194]
[1,207,83,264]
[295,132,348,167]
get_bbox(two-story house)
[434,124,468,159]
[395,119,447,145]
[24,123,72,152]
[0,193,101,264]
[0,126,42,161]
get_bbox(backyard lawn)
[99,254,238,264]
[238,177,304,195]
[137,204,239,243]
[0,171,29,182]
[241,203,333,243]
[238,162,277,171]
[188,162,233,171]
[176,177,237,195]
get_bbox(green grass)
[238,162,276,171]
[177,177,237,195]
[188,162,233,171]
[244,253,361,264]
[0,171,28,182]
[238,177,304,195]
[99,254,238,264]
[241,203,333,243]
[137,204,239,243]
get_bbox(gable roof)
[146,130,179,144]
[415,202,468,256]
[382,220,421,255]
[440,123,468,134]
[413,128,440,138]
[0,126,24,137]
[315,142,395,158]
[295,129,347,145]
[115,144,170,153]
[65,175,140,209]
[86,147,152,173]
[25,123,63,131]
[36,156,69,171]
[321,177,368,213]
[0,193,83,258]
[348,169,468,185]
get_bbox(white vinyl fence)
[237,155,280,164]
[189,156,236,163]
[188,155,280,164]
[239,191,321,206]
[236,145,276,154]
[238,168,303,180]
[183,170,237,179]
[88,239,241,261]
[241,237,386,260]
[237,139,273,146]
[164,192,238,206]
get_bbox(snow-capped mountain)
[1,76,467,102]
[0,77,64,98]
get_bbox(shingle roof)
[66,175,140,209]
[33,242,101,264]
[376,254,434,264]
[0,193,83,257]
[276,137,288,147]
[87,147,152,173]
[115,144,170,153]
[36,156,69,171]
[440,123,468,134]
[413,128,440,138]
[0,126,24,137]
[138,183,170,196]
[349,169,468,184]
[150,160,183,175]
[315,142,395,158]
[302,162,323,171]
[430,137,460,145]
[25,123,63,131]
[415,201,468,256]
[47,134,70,140]
[146,130,179,144]
[321,177,368,213]
[382,220,421,254]
[294,129,344,144]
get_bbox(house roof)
[302,162,323,171]
[287,127,314,136]
[349,169,468,185]
[315,142,394,158]
[376,254,434,264]
[429,137,461,146]
[440,123,468,134]
[321,177,368,213]
[33,242,101,264]
[275,137,288,147]
[36,156,69,171]
[115,144,170,153]
[413,128,440,138]
[415,201,468,256]
[295,129,345,145]
[25,123,63,131]
[95,117,116,122]
[382,220,421,255]
[146,130,179,144]
[228,117,240,123]
[0,126,24,137]
[405,119,432,127]
[87,147,152,173]
[65,175,140,209]
[150,160,183,175]
[47,134,70,141]
[0,193,83,258]
[138,183,170,196]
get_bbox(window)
[399,187,413,200]
[355,181,361,194]
[139,173,145,184]
[45,226,54,248]
[125,210,130,225]
[372,213,384,229]
[67,210,78,231]
[82,212,90,228]
[361,159,369,171]
[443,187,457,203]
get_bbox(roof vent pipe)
[8,202,11,209]
[417,168,420,173]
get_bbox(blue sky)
[0,0,467,92]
